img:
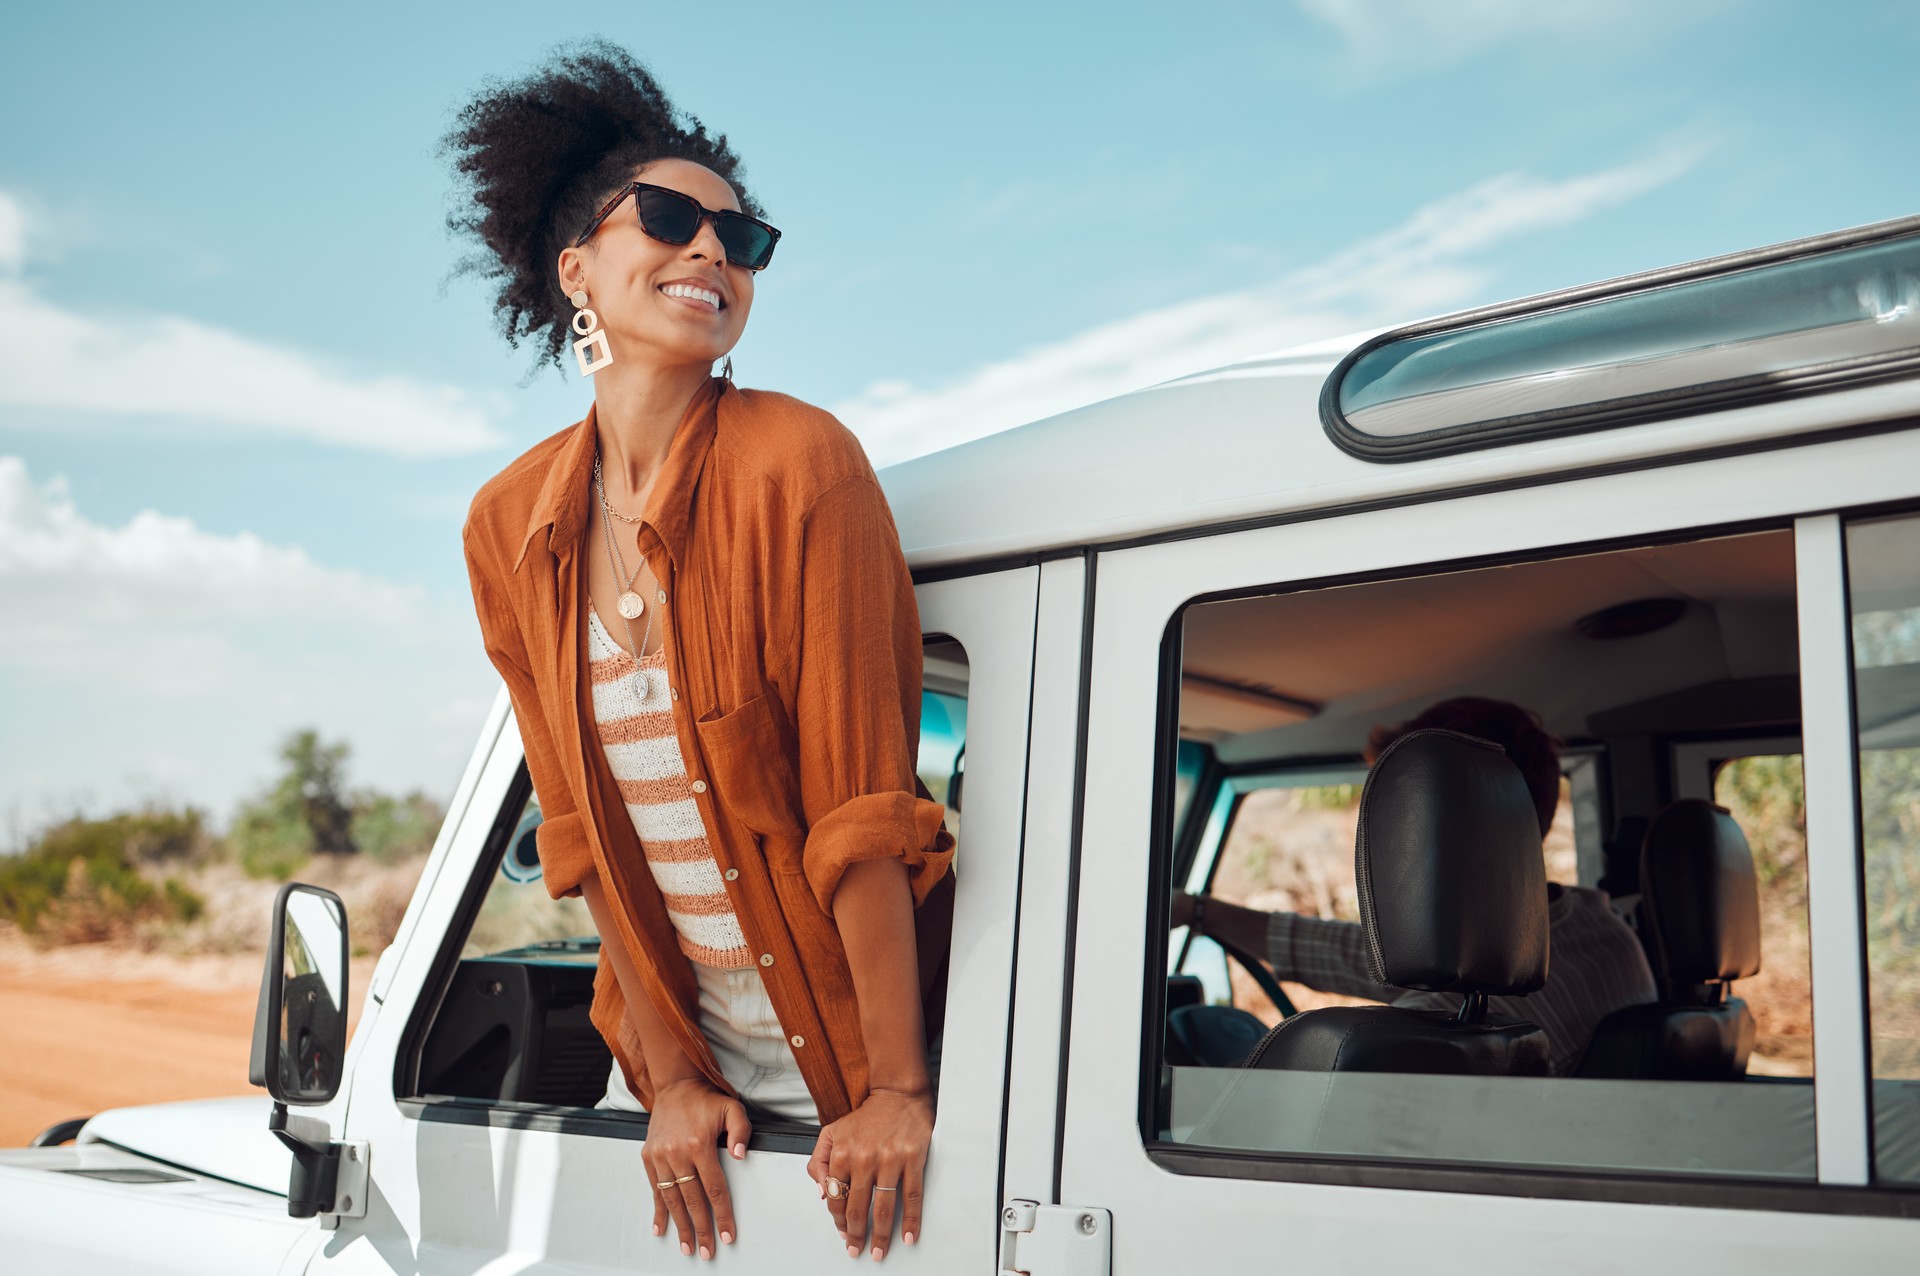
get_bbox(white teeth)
[661,283,721,309]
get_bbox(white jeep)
[5,214,1920,1274]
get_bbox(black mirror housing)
[249,881,350,1106]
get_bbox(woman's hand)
[807,1085,934,1261]
[642,1077,753,1261]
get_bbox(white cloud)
[0,454,422,680]
[0,453,493,825]
[839,140,1707,468]
[1296,0,1737,69]
[0,192,24,275]
[0,189,506,458]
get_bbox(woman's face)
[558,157,755,372]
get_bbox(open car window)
[406,643,971,1120]
[1154,525,1824,1182]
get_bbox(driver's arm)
[1177,893,1393,1000]
[1171,892,1269,962]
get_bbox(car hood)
[80,1095,288,1195]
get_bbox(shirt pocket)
[692,689,807,863]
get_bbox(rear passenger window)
[1713,754,1814,1077]
[1848,511,1920,1184]
[1156,528,1820,1181]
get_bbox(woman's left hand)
[806,1086,934,1260]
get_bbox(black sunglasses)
[574,181,781,271]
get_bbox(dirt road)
[0,942,375,1147]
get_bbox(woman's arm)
[788,472,949,1262]
[461,523,597,902]
[833,859,930,1096]
[581,873,751,1261]
[811,857,932,1261]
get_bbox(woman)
[445,42,954,1265]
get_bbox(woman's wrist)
[653,1073,722,1101]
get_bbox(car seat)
[1576,799,1760,1080]
[1240,728,1552,1076]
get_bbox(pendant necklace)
[593,452,650,622]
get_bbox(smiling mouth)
[659,283,725,312]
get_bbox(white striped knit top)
[586,601,753,969]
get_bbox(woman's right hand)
[642,1077,754,1260]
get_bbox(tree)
[231,728,358,878]
[283,730,358,856]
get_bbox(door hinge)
[999,1199,1111,1276]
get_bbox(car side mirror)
[248,882,367,1219]
[250,882,350,1105]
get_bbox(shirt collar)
[514,375,727,573]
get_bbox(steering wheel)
[1198,926,1299,1021]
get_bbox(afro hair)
[440,39,765,372]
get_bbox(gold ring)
[675,1174,699,1184]
[655,1179,676,1189]
[872,1184,899,1192]
[825,1176,845,1199]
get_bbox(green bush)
[0,806,209,941]
[229,799,313,881]
[351,789,443,864]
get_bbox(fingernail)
[904,1232,916,1245]
[872,1245,884,1260]
[732,1142,746,1159]
[847,1244,861,1258]
[721,1230,733,1245]
[652,1224,663,1237]
[681,1242,692,1256]
[700,1245,711,1260]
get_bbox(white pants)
[597,957,819,1123]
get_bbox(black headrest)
[1640,800,1761,985]
[1356,729,1549,996]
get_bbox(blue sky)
[3,0,1917,834]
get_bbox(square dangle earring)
[570,290,613,376]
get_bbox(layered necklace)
[593,450,656,674]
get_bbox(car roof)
[878,219,1920,573]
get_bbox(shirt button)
[759,953,774,967]
[790,1035,806,1049]
[670,687,679,701]
[657,589,668,604]
[723,868,739,881]
[690,779,707,794]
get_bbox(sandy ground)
[0,935,376,1147]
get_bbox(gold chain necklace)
[593,452,654,634]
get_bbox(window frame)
[389,759,839,1153]
[393,666,982,1155]
[1132,512,1902,1209]
[1839,502,1920,1186]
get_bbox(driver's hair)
[1363,697,1563,838]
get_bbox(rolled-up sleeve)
[463,524,595,901]
[793,474,955,916]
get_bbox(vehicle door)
[1052,429,1920,1271]
[306,565,1039,1274]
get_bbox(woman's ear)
[557,244,588,301]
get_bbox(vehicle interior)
[401,637,971,1126]
[1153,525,1846,1179]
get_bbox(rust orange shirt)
[461,374,954,1124]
